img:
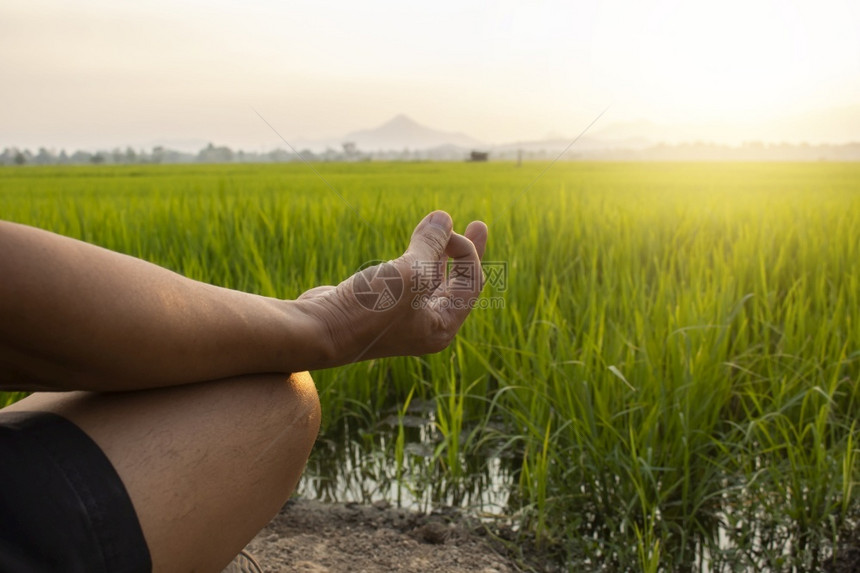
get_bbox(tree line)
[0,141,475,166]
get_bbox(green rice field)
[2,162,858,570]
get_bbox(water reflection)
[300,403,515,517]
[297,403,852,571]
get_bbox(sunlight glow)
[1,0,858,148]
[591,0,857,124]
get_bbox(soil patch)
[244,499,860,571]
[245,499,530,572]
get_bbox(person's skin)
[4,373,321,573]
[0,210,488,391]
[0,210,488,572]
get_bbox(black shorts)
[0,411,152,573]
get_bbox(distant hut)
[469,151,489,162]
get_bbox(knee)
[284,371,321,443]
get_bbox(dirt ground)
[244,499,860,573]
[244,499,529,573]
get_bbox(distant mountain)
[488,119,672,155]
[591,120,697,146]
[343,114,484,151]
[586,106,860,146]
[491,136,639,154]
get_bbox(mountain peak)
[345,115,482,151]
[386,113,417,125]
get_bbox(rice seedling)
[1,161,857,570]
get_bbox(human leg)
[2,371,320,572]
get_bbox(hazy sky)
[2,0,859,151]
